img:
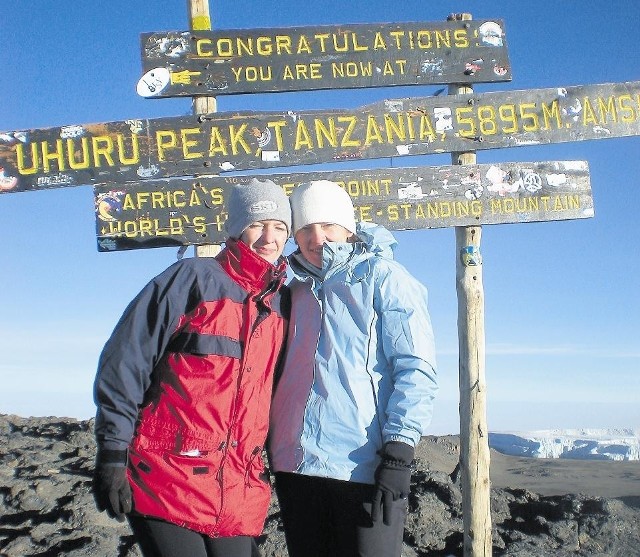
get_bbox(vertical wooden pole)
[447,12,492,557]
[188,0,221,258]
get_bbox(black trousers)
[274,472,407,557]
[128,515,262,557]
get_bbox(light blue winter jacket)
[268,222,438,484]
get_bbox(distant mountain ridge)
[489,428,640,461]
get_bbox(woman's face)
[240,220,289,264]
[294,222,352,268]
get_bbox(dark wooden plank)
[94,161,592,251]
[137,20,511,97]
[2,81,637,193]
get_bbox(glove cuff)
[96,448,128,467]
[382,441,415,466]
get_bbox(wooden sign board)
[94,160,592,251]
[137,20,511,98]
[2,81,637,193]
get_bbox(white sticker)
[546,173,568,187]
[261,151,280,162]
[434,107,453,132]
[137,68,170,97]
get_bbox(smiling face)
[240,220,289,264]
[294,222,353,268]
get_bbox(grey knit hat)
[225,178,291,239]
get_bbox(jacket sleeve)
[93,259,204,452]
[374,260,438,447]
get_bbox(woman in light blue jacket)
[268,180,438,557]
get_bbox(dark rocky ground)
[1,413,639,556]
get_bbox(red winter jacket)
[94,239,288,537]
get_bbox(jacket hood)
[355,221,397,259]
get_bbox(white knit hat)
[290,180,357,235]
[225,178,291,239]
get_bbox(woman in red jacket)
[92,178,291,557]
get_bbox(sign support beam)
[449,12,492,557]
[188,0,220,258]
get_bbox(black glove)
[93,448,132,522]
[371,441,414,526]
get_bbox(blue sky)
[1,1,638,435]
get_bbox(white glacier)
[488,428,640,461]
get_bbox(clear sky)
[1,1,638,435]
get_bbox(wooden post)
[188,0,220,258]
[448,12,492,557]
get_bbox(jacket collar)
[290,240,364,283]
[289,223,396,283]
[217,238,287,294]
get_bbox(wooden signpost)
[137,20,511,97]
[1,80,638,194]
[188,0,219,258]
[449,13,490,554]
[93,160,592,251]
